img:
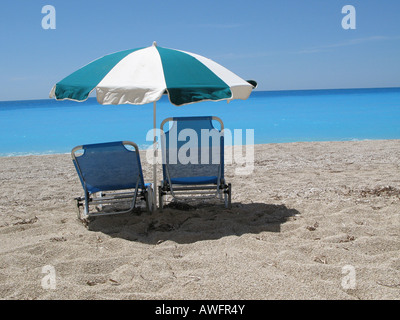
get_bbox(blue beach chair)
[71,141,153,220]
[159,116,231,209]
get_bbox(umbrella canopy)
[49,42,256,106]
[50,42,257,210]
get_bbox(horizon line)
[1,86,400,103]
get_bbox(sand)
[0,140,399,300]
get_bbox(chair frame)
[71,141,153,220]
[158,116,231,209]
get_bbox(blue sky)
[0,0,399,101]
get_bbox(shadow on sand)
[85,202,300,244]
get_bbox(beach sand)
[0,140,399,300]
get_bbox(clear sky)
[1,0,399,101]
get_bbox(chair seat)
[86,183,141,195]
[171,176,218,185]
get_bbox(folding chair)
[71,141,153,220]
[159,116,231,209]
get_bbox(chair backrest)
[160,116,224,183]
[71,141,144,194]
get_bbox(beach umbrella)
[50,41,257,209]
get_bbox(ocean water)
[0,88,399,157]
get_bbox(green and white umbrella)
[50,41,256,105]
[50,42,257,208]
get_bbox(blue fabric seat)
[170,176,218,185]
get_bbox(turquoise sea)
[0,87,399,157]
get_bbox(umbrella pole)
[152,101,157,211]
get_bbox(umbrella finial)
[152,41,157,47]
